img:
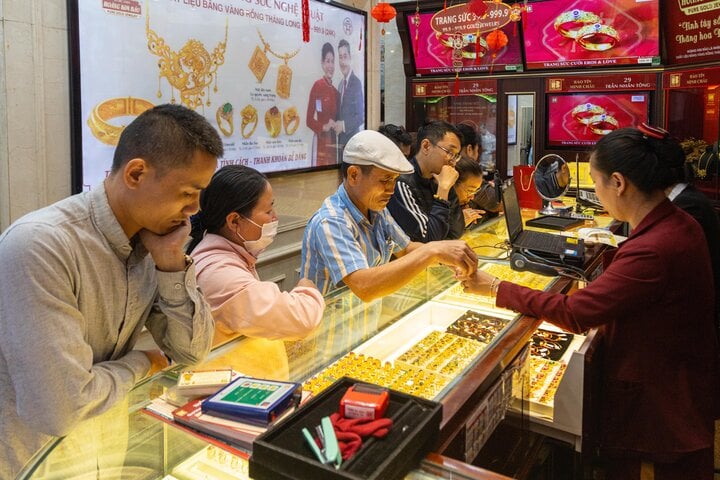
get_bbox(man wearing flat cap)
[301,129,478,302]
[299,130,477,362]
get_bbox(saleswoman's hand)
[460,270,497,297]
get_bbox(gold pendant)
[276,63,292,99]
[248,46,270,83]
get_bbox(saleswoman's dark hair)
[187,165,269,253]
[591,127,685,195]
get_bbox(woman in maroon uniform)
[306,42,338,167]
[462,125,720,479]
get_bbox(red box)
[339,384,389,420]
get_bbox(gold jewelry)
[87,97,154,146]
[697,151,715,179]
[577,23,620,52]
[257,29,299,98]
[248,45,271,83]
[490,277,499,297]
[277,63,292,99]
[265,106,282,138]
[519,168,533,192]
[282,106,299,135]
[587,114,619,135]
[240,104,258,139]
[216,102,234,137]
[553,10,602,40]
[435,32,488,59]
[146,4,228,109]
[571,103,606,125]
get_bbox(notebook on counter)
[502,181,585,266]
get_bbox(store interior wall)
[0,0,391,233]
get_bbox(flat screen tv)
[546,92,650,147]
[405,3,523,76]
[523,0,660,70]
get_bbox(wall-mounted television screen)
[523,0,660,70]
[546,92,650,147]
[405,2,523,76]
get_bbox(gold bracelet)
[490,277,500,297]
[87,97,155,146]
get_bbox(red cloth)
[329,413,393,460]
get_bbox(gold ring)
[553,10,602,40]
[587,114,619,135]
[240,104,258,139]
[282,106,299,136]
[571,103,606,125]
[87,97,154,146]
[265,106,282,138]
[577,23,620,52]
[216,102,234,137]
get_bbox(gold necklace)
[146,4,228,109]
[697,151,715,179]
[257,29,300,99]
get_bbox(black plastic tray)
[249,377,442,480]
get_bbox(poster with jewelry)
[71,0,366,191]
[522,0,660,70]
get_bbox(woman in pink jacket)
[188,166,324,378]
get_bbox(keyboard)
[516,230,568,252]
[577,189,603,208]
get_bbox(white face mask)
[236,218,279,257]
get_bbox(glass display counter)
[19,213,612,480]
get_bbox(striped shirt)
[300,184,411,296]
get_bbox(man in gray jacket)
[0,104,221,478]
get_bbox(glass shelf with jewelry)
[19,213,605,479]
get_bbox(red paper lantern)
[371,2,397,35]
[485,29,508,74]
[486,29,509,54]
[468,0,488,18]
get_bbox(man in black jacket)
[387,121,462,242]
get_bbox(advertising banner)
[663,67,720,89]
[74,0,366,191]
[412,79,497,97]
[665,0,720,65]
[546,73,657,92]
[522,0,660,70]
[405,2,523,76]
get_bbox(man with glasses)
[387,121,463,242]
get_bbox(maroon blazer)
[497,199,720,459]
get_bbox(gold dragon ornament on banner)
[146,5,228,110]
